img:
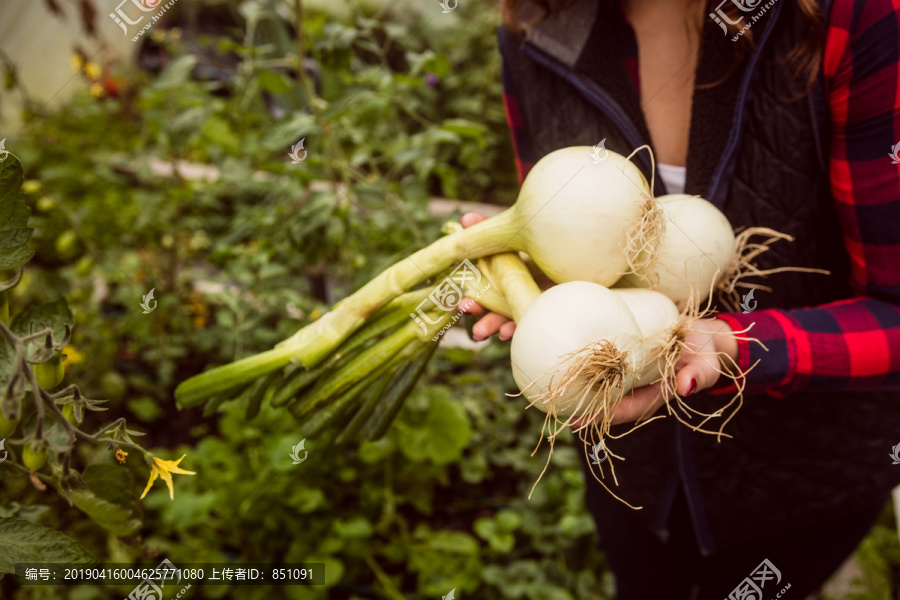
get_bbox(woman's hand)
[458,211,740,425]
[458,212,517,341]
[605,318,738,425]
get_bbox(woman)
[462,0,900,597]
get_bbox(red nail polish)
[687,379,698,396]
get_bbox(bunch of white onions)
[174,145,822,505]
[456,147,825,501]
[499,148,823,415]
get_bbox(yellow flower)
[62,345,84,367]
[140,454,196,501]
[115,445,128,464]
[84,62,101,80]
[70,54,84,74]
[309,309,322,320]
[188,293,208,330]
[89,83,104,98]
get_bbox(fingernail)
[687,379,698,396]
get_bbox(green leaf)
[0,334,14,388]
[70,489,141,537]
[321,23,357,49]
[383,23,408,41]
[0,503,50,523]
[421,530,478,554]
[73,466,142,538]
[201,116,240,155]
[0,518,96,574]
[440,119,487,145]
[127,396,165,422]
[474,517,516,553]
[332,517,372,540]
[406,51,450,78]
[10,299,74,341]
[410,528,481,596]
[287,487,327,513]
[0,154,34,270]
[258,71,292,95]
[82,464,136,507]
[474,510,521,553]
[558,514,594,538]
[398,398,471,465]
[146,489,217,529]
[260,111,316,150]
[152,55,198,89]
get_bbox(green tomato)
[0,413,19,438]
[36,197,55,212]
[55,230,79,258]
[75,256,94,278]
[33,353,64,389]
[22,180,41,194]
[22,444,47,471]
[0,291,8,324]
[62,404,79,426]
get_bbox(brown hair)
[500,0,824,91]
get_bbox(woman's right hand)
[458,212,517,341]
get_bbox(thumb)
[674,357,719,397]
[460,212,487,228]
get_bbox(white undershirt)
[657,162,687,195]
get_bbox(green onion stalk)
[291,306,454,440]
[281,256,514,440]
[175,214,524,408]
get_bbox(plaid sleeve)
[712,0,900,398]
[500,30,536,185]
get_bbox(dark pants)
[584,479,888,599]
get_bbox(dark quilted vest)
[500,0,900,552]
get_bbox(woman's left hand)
[606,318,739,425]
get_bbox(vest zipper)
[706,0,786,206]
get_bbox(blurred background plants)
[1,0,612,598]
[0,0,897,598]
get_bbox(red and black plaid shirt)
[502,0,900,397]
